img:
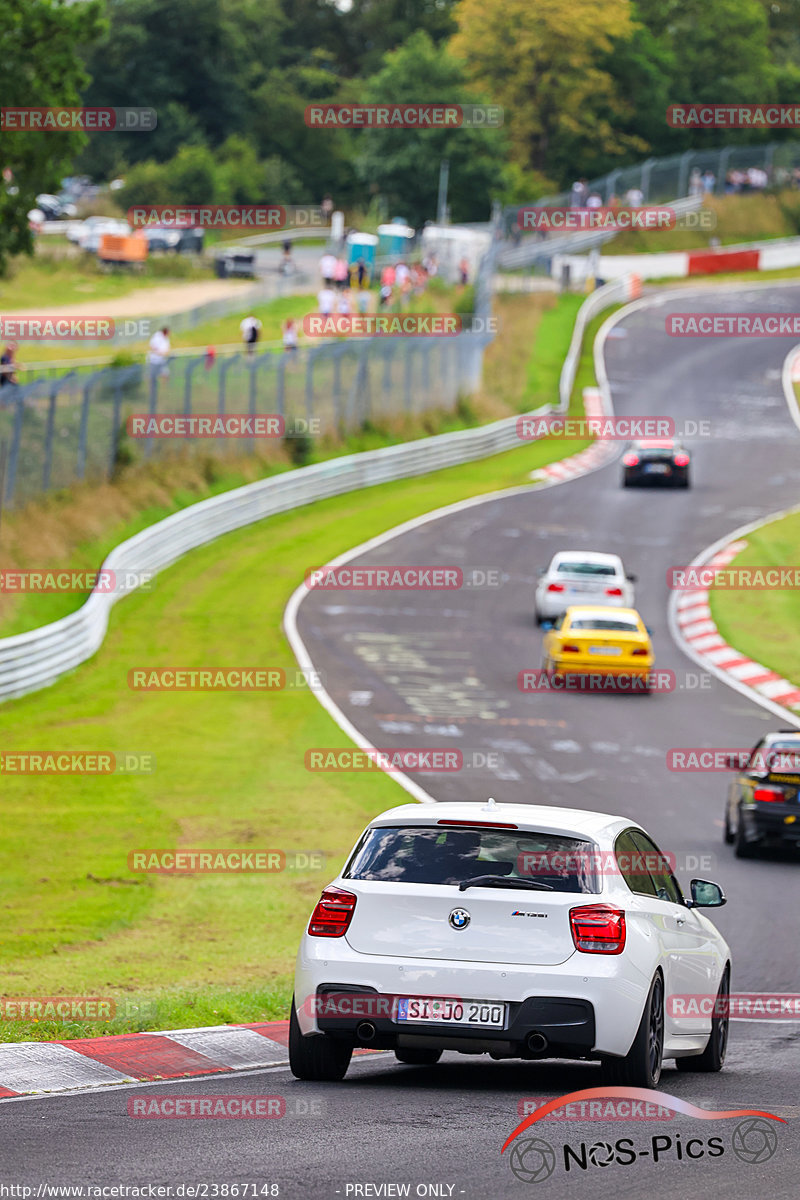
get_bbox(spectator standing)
[625,186,644,207]
[334,256,349,290]
[147,326,171,381]
[381,263,396,287]
[458,257,469,285]
[570,178,588,208]
[317,284,336,315]
[395,260,410,290]
[689,168,703,197]
[281,239,293,275]
[422,252,438,276]
[337,289,351,315]
[240,314,262,356]
[701,170,716,194]
[0,342,20,388]
[585,192,603,210]
[319,250,336,286]
[282,319,298,353]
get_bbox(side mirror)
[686,879,726,908]
[645,625,654,635]
[541,620,555,631]
[627,573,637,583]
[536,567,546,576]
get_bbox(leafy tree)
[356,31,510,225]
[451,0,643,185]
[247,63,358,204]
[0,0,104,272]
[78,0,285,172]
[634,0,777,136]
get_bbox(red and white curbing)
[0,1021,292,1098]
[530,388,619,483]
[675,539,800,710]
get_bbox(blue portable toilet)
[377,221,415,259]
[346,232,378,269]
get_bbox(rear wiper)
[458,874,554,892]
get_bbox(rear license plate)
[396,998,506,1028]
[644,463,670,474]
[589,645,622,655]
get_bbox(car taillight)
[307,886,357,937]
[570,905,626,954]
[753,786,784,803]
[547,583,565,593]
[561,643,580,653]
[605,586,623,596]
[631,647,649,656]
[673,453,690,467]
[623,453,639,467]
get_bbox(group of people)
[569,179,646,210]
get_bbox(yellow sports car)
[542,606,654,688]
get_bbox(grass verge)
[709,509,800,688]
[0,287,604,1042]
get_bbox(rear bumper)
[536,593,628,619]
[310,985,595,1058]
[624,466,688,487]
[294,943,652,1056]
[741,804,800,846]
[550,659,652,681]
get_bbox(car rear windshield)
[342,825,601,892]
[758,742,800,773]
[568,618,639,632]
[638,447,676,459]
[556,562,616,576]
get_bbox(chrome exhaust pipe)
[356,1021,377,1042]
[527,1031,548,1053]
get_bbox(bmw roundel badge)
[449,908,471,930]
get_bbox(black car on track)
[724,731,800,857]
[622,439,690,488]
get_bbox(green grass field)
[0,285,608,1042]
[709,508,800,687]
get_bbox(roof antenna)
[481,797,498,811]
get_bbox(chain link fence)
[503,139,800,229]
[0,221,499,511]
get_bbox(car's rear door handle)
[675,917,685,926]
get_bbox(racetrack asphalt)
[4,280,800,1198]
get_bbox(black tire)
[622,475,632,488]
[601,972,664,1089]
[288,997,353,1081]
[723,805,735,845]
[674,967,729,1073]
[395,1047,442,1066]
[734,807,757,859]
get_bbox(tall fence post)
[77,375,96,479]
[42,381,59,492]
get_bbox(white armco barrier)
[555,235,800,283]
[0,276,638,704]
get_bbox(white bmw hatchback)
[534,551,635,624]
[291,800,731,1087]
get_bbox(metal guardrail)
[497,195,705,271]
[558,275,640,413]
[0,274,637,704]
